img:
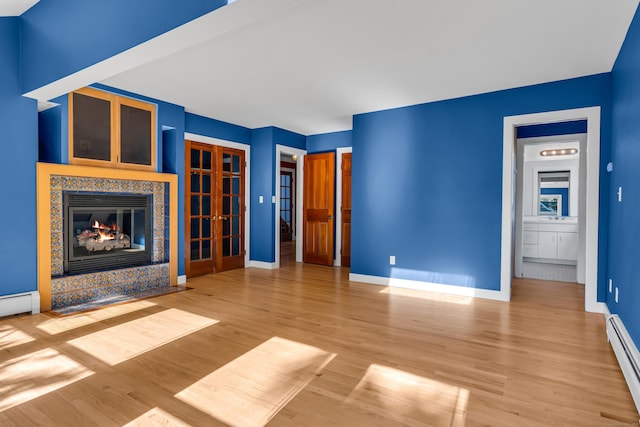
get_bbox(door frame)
[501,106,604,313]
[275,144,306,268]
[335,147,352,267]
[185,132,251,268]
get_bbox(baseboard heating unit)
[0,291,40,317]
[607,314,640,414]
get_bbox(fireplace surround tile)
[39,163,178,312]
[48,174,171,310]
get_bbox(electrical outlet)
[609,279,613,293]
[615,287,619,303]
[390,255,396,265]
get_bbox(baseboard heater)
[607,314,640,414]
[0,291,40,317]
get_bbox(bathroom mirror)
[538,171,570,217]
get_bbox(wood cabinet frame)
[68,86,156,171]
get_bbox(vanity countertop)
[523,216,578,224]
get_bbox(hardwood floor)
[0,265,637,426]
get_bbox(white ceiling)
[0,0,38,16]
[60,1,640,134]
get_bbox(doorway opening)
[275,145,306,268]
[280,155,296,266]
[501,107,604,313]
[514,133,585,284]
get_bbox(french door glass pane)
[190,219,200,239]
[223,197,230,215]
[232,196,240,215]
[232,237,240,256]
[223,218,230,236]
[203,151,212,171]
[203,174,211,193]
[202,196,211,216]
[223,238,230,257]
[232,217,240,235]
[232,177,240,194]
[223,154,231,172]
[232,155,240,173]
[223,177,230,194]
[202,218,211,238]
[191,149,200,169]
[190,241,200,261]
[202,240,211,259]
[191,196,200,215]
[191,173,200,193]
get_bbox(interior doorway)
[501,107,604,313]
[514,134,586,283]
[275,145,306,268]
[279,156,296,265]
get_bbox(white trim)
[275,144,306,268]
[185,132,251,267]
[502,107,602,312]
[177,275,187,285]
[0,291,40,316]
[248,261,279,270]
[603,303,611,318]
[335,147,353,267]
[349,274,509,302]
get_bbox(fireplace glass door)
[65,194,151,274]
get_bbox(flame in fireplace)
[91,221,119,242]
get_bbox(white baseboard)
[248,261,278,270]
[0,291,40,317]
[349,273,509,302]
[177,275,187,285]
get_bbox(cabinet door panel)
[557,232,578,261]
[72,92,112,161]
[120,103,152,165]
[538,231,557,259]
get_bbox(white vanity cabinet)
[522,221,578,263]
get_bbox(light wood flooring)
[0,264,637,426]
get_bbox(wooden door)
[341,153,352,267]
[186,141,216,277]
[217,147,245,271]
[303,152,335,265]
[186,142,245,278]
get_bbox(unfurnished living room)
[2,1,640,426]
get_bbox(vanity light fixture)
[540,148,578,157]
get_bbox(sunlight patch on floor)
[175,336,335,427]
[124,407,191,426]
[379,286,473,305]
[344,364,469,426]
[67,308,217,365]
[0,324,35,350]
[0,347,93,411]
[37,300,158,335]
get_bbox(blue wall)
[185,113,252,145]
[352,74,611,293]
[517,120,587,138]
[250,128,276,262]
[610,5,640,346]
[0,18,39,296]
[20,0,228,93]
[307,130,352,153]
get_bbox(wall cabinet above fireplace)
[69,87,156,171]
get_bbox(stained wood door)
[186,141,245,278]
[303,152,335,265]
[218,147,245,271]
[341,152,352,267]
[186,141,216,277]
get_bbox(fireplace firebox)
[64,193,152,274]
